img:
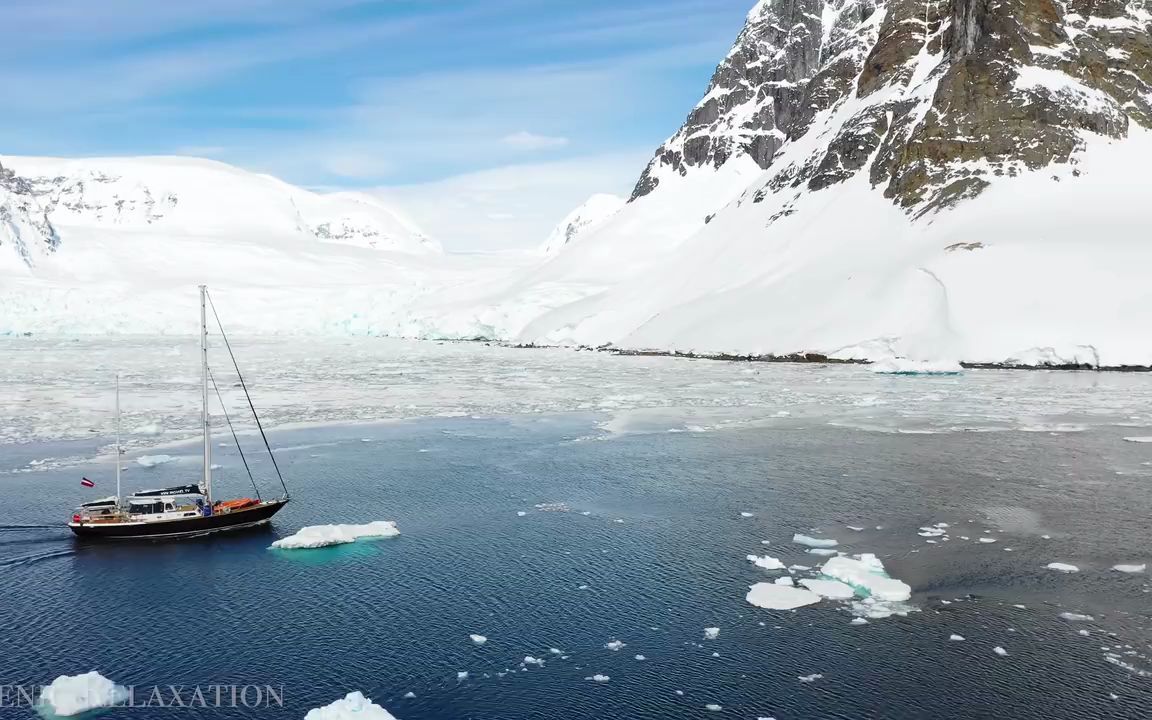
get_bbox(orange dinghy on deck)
[216,498,261,512]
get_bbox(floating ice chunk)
[745,582,822,610]
[403,692,415,699]
[820,554,912,602]
[978,538,997,544]
[39,671,129,717]
[587,675,610,683]
[136,454,175,468]
[549,648,562,655]
[131,422,163,435]
[847,526,865,532]
[773,576,795,586]
[470,634,487,645]
[1113,564,1146,573]
[1078,629,1091,636]
[741,512,755,518]
[950,634,965,641]
[793,534,837,548]
[1045,563,1080,573]
[634,655,646,661]
[800,579,856,600]
[746,554,786,571]
[304,692,398,720]
[918,525,947,537]
[1122,437,1152,443]
[788,564,811,571]
[703,627,720,640]
[516,511,527,517]
[674,690,684,696]
[850,618,869,625]
[523,656,544,666]
[798,674,823,683]
[456,672,468,680]
[1059,612,1094,622]
[705,704,722,711]
[993,647,1009,656]
[605,639,626,651]
[807,548,838,556]
[760,540,771,545]
[271,521,399,549]
[871,358,963,375]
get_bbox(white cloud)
[500,131,570,151]
[375,151,648,253]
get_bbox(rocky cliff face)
[632,0,1152,216]
[0,163,59,268]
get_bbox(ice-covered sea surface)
[2,337,1152,719]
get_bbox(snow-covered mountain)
[0,162,59,272]
[400,0,1152,367]
[539,194,625,256]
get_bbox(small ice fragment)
[1012,604,1026,610]
[303,691,397,720]
[807,548,838,556]
[1078,629,1091,636]
[39,671,129,717]
[746,554,786,571]
[798,674,823,683]
[788,564,811,571]
[741,512,755,518]
[271,521,399,549]
[760,540,771,545]
[711,652,720,657]
[950,634,965,641]
[605,639,626,651]
[978,538,997,544]
[613,518,624,523]
[456,672,469,680]
[1041,534,1051,539]
[774,576,795,586]
[136,454,175,468]
[705,704,722,711]
[1045,563,1080,573]
[517,511,527,517]
[793,533,837,548]
[634,654,646,661]
[703,627,720,640]
[847,526,865,532]
[581,511,591,516]
[675,690,684,696]
[993,647,1008,656]
[470,634,487,645]
[403,692,416,699]
[1122,436,1152,443]
[549,648,562,654]
[1113,564,1146,573]
[577,584,590,590]
[587,674,610,683]
[1059,612,1094,622]
[523,656,544,666]
[850,618,869,625]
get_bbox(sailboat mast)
[115,373,121,503]
[200,285,213,505]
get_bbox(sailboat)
[68,286,290,539]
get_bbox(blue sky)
[0,0,753,249]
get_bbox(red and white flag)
[80,477,95,488]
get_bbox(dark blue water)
[1,415,1151,719]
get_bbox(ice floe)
[136,454,175,468]
[746,582,822,610]
[740,512,755,518]
[304,692,398,720]
[799,579,856,599]
[1113,563,1146,573]
[705,703,723,711]
[39,671,129,717]
[850,618,869,625]
[774,576,795,586]
[587,674,610,683]
[131,422,163,435]
[949,634,965,641]
[793,533,837,548]
[469,634,487,645]
[798,673,824,683]
[403,691,415,699]
[271,521,400,549]
[806,548,838,556]
[634,654,646,661]
[1122,436,1152,443]
[978,538,997,544]
[819,554,912,602]
[746,554,786,571]
[1059,612,1094,622]
[456,671,468,681]
[993,647,1009,656]
[1045,562,1080,573]
[522,656,545,667]
[604,639,626,651]
[871,358,963,375]
[703,627,720,640]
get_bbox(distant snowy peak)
[0,162,59,271]
[631,0,1152,215]
[539,194,625,256]
[0,156,440,254]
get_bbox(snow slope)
[539,193,625,256]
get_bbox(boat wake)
[0,548,75,568]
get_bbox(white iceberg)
[703,627,720,640]
[136,454,175,468]
[1045,562,1080,573]
[304,691,398,720]
[469,634,487,645]
[39,671,129,717]
[793,533,837,548]
[819,554,912,602]
[1112,564,1145,573]
[799,579,856,600]
[271,521,399,549]
[745,582,822,610]
[746,554,786,571]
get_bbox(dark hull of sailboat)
[69,499,289,540]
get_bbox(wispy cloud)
[501,132,571,151]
